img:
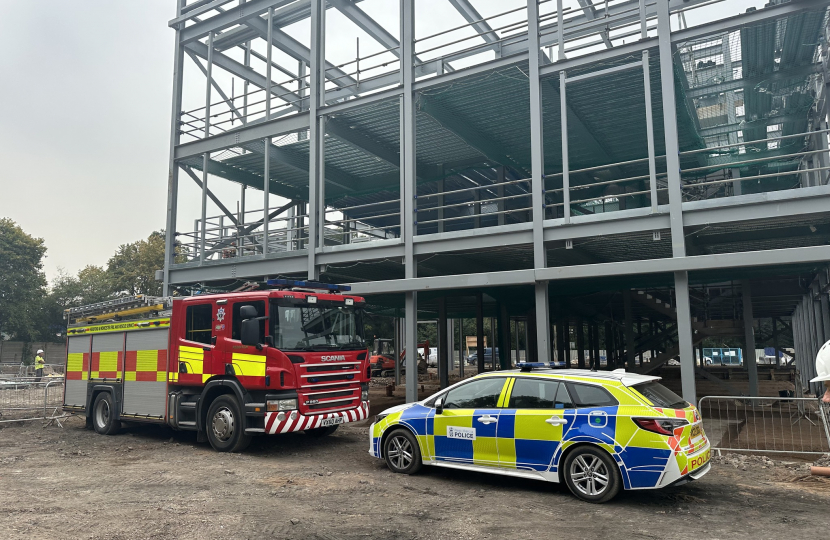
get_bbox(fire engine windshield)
[271,300,366,351]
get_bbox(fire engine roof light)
[517,362,549,372]
[266,279,351,292]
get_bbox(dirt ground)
[2,397,830,540]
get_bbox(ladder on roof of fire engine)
[65,295,173,325]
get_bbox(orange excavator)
[369,339,429,377]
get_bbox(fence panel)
[0,377,66,423]
[699,395,830,456]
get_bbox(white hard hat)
[810,340,830,383]
[36,349,44,355]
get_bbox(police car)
[369,364,710,503]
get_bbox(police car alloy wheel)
[384,429,422,474]
[563,446,621,503]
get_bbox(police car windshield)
[633,382,688,409]
[271,300,365,351]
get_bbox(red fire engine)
[62,280,370,452]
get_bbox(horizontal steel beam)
[178,0,293,44]
[174,111,309,160]
[168,252,308,284]
[346,244,830,295]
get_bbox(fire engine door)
[177,302,216,384]
[225,300,267,378]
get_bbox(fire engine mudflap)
[62,280,371,453]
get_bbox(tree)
[39,266,113,340]
[0,219,47,341]
[107,231,165,296]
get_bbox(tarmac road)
[1,413,828,540]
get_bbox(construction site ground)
[1,386,829,540]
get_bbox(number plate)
[689,424,703,444]
[320,416,345,427]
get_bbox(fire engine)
[62,280,371,452]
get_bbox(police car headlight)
[374,413,388,424]
[267,399,298,412]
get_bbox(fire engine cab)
[63,280,371,452]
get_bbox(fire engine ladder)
[65,295,173,324]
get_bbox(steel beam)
[438,297,449,388]
[576,0,613,48]
[742,280,759,397]
[402,0,416,281]
[449,0,500,46]
[164,0,186,296]
[405,291,418,402]
[307,0,324,279]
[656,1,685,258]
[178,0,293,44]
[675,271,697,404]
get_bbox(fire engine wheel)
[383,428,422,475]
[562,446,621,504]
[304,425,339,437]
[206,395,251,453]
[92,392,120,436]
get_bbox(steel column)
[624,290,635,369]
[675,271,697,404]
[499,303,511,369]
[308,0,324,279]
[405,292,418,402]
[402,0,416,280]
[438,297,449,388]
[560,70,571,223]
[476,292,485,373]
[656,0,685,257]
[528,0,552,365]
[163,0,186,296]
[742,280,759,397]
[576,318,585,369]
[643,50,658,212]
[199,31,215,264]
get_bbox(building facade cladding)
[165,0,830,403]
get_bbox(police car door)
[498,377,574,474]
[433,377,508,466]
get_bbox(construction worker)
[810,340,830,403]
[34,349,45,382]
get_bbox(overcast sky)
[0,0,763,285]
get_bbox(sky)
[0,0,764,284]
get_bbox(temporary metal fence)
[0,377,66,424]
[699,395,830,456]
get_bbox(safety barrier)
[699,395,830,456]
[0,377,67,424]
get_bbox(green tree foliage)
[0,219,47,341]
[106,231,165,296]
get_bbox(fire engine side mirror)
[240,319,261,347]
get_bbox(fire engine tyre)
[383,428,422,475]
[304,425,339,437]
[205,395,252,453]
[562,446,621,503]
[92,392,120,436]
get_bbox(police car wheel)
[206,395,252,453]
[305,425,339,437]
[92,392,120,436]
[562,446,621,503]
[383,429,422,474]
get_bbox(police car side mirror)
[435,398,444,415]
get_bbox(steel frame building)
[164,0,830,404]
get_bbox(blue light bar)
[517,362,549,372]
[266,279,352,292]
